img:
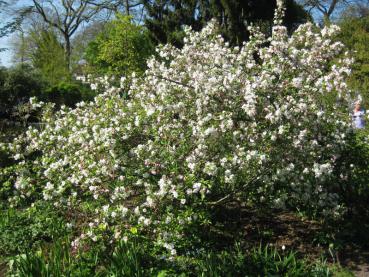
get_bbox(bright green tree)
[85,15,154,76]
[338,16,369,104]
[29,29,70,85]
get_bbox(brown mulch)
[208,203,369,254]
[240,211,324,258]
[0,262,7,277]
[210,205,369,276]
[210,205,325,258]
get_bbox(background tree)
[142,0,203,47]
[339,0,369,18]
[297,0,369,23]
[30,29,70,85]
[70,21,107,74]
[104,0,144,17]
[11,15,70,86]
[298,0,342,22]
[29,0,109,70]
[338,15,369,104]
[84,15,154,76]
[10,29,29,65]
[7,19,96,113]
[210,0,309,44]
[142,0,309,47]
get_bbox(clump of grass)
[195,244,332,277]
[8,238,101,277]
[7,240,336,277]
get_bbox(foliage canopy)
[339,15,369,104]
[85,15,154,76]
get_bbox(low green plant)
[0,65,45,121]
[8,238,102,277]
[0,205,67,256]
[107,240,148,277]
[5,239,342,277]
[41,81,96,108]
[247,245,304,276]
[308,259,332,277]
[8,238,155,276]
[195,244,332,277]
[328,265,355,277]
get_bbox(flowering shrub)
[3,3,353,256]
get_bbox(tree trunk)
[323,13,331,25]
[125,0,130,15]
[20,30,25,65]
[64,33,71,71]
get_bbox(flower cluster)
[4,15,352,255]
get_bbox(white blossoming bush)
[4,7,353,255]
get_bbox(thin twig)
[153,75,195,89]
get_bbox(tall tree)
[30,29,69,85]
[71,20,107,71]
[11,22,69,85]
[142,0,202,47]
[112,0,143,16]
[11,29,29,65]
[338,15,369,103]
[142,0,309,47]
[11,14,51,65]
[30,0,106,69]
[299,0,340,22]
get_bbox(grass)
[6,239,335,277]
[329,266,355,277]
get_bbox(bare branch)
[297,0,360,22]
[327,0,340,16]
[32,0,61,31]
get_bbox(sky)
[0,0,30,67]
[0,35,13,67]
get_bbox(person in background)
[352,101,365,129]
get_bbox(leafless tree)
[86,0,143,16]
[299,0,345,22]
[30,0,103,69]
[340,0,369,18]
[298,0,369,23]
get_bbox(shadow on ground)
[204,203,369,275]
[341,248,369,277]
